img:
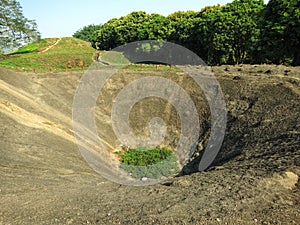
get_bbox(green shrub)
[116,146,179,179]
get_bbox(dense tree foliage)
[197,0,264,65]
[81,0,299,66]
[260,0,300,65]
[0,0,40,53]
[73,24,102,47]
[93,12,172,50]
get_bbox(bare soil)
[0,64,299,224]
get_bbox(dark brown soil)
[0,64,299,224]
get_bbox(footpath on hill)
[39,37,62,53]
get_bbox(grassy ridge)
[11,39,51,54]
[0,37,96,73]
[0,37,180,73]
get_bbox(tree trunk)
[292,48,300,66]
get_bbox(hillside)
[0,65,299,224]
[0,37,96,73]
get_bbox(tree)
[261,0,300,65]
[176,5,229,65]
[196,5,225,65]
[168,1,265,65]
[141,13,172,40]
[73,24,102,44]
[94,12,149,50]
[0,0,40,53]
[84,0,298,66]
[219,0,265,64]
[167,11,199,50]
[94,11,172,50]
[186,0,264,65]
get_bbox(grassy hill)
[0,37,97,73]
[0,38,180,73]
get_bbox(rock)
[264,69,272,74]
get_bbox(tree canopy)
[0,0,40,53]
[76,0,299,66]
[260,0,300,65]
[73,24,102,47]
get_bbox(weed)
[115,146,179,179]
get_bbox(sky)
[18,0,232,38]
[18,0,267,38]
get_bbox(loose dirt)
[0,65,299,224]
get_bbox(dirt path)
[39,37,62,53]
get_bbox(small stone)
[284,70,290,75]
[264,69,272,74]
[216,218,221,222]
[141,177,148,181]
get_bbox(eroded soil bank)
[0,65,299,224]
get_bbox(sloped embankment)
[0,37,96,72]
[0,65,299,224]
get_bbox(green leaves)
[0,0,40,53]
[85,0,298,66]
[261,0,300,65]
[93,11,173,50]
[168,1,264,65]
[116,146,179,179]
[198,0,264,65]
[72,24,102,44]
[118,147,173,166]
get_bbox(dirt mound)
[0,65,299,224]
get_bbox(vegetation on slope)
[0,37,96,73]
[74,0,299,66]
[115,146,179,179]
[0,0,40,53]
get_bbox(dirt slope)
[0,65,299,224]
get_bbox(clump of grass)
[115,146,179,179]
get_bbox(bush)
[115,146,179,179]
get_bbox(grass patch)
[125,64,179,72]
[11,39,49,54]
[0,37,97,73]
[101,51,130,64]
[0,37,180,73]
[115,146,179,179]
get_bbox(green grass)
[0,37,97,73]
[101,51,130,64]
[0,38,180,73]
[125,64,179,72]
[11,39,49,54]
[100,51,179,71]
[115,146,179,179]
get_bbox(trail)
[39,37,62,53]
